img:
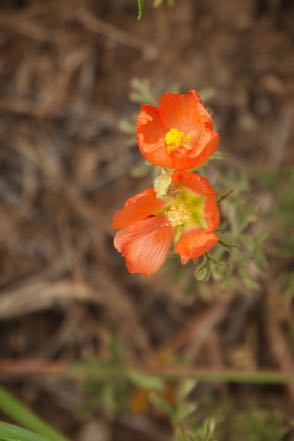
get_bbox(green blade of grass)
[0,421,52,441]
[0,387,70,441]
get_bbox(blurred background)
[0,1,293,440]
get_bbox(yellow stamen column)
[165,128,192,153]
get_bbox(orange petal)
[196,98,213,121]
[189,132,219,166]
[172,171,215,196]
[112,188,164,229]
[169,147,197,171]
[175,228,219,264]
[136,105,172,168]
[172,171,220,231]
[159,90,200,130]
[114,215,165,252]
[114,216,173,275]
[204,194,220,231]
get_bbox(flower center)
[166,203,191,227]
[163,189,207,233]
[164,128,192,154]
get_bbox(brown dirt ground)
[0,0,293,440]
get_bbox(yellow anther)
[166,203,191,227]
[165,128,192,154]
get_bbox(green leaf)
[194,256,211,282]
[243,234,267,270]
[176,431,187,441]
[101,382,117,416]
[128,370,164,390]
[149,393,172,416]
[118,119,135,135]
[218,234,240,251]
[0,387,70,441]
[177,379,197,401]
[130,78,156,104]
[173,402,197,425]
[0,422,52,441]
[153,0,163,6]
[202,418,216,441]
[239,267,260,291]
[130,161,151,178]
[237,204,257,232]
[199,88,216,102]
[108,335,122,362]
[211,151,228,160]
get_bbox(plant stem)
[143,367,294,385]
[0,359,293,385]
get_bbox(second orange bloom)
[112,171,220,276]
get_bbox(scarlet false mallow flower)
[112,171,220,276]
[136,90,219,170]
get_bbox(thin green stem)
[0,360,293,385]
[143,367,294,385]
[68,363,294,385]
[217,189,234,204]
[137,0,144,19]
[206,253,227,266]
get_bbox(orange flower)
[112,171,220,276]
[136,90,219,170]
